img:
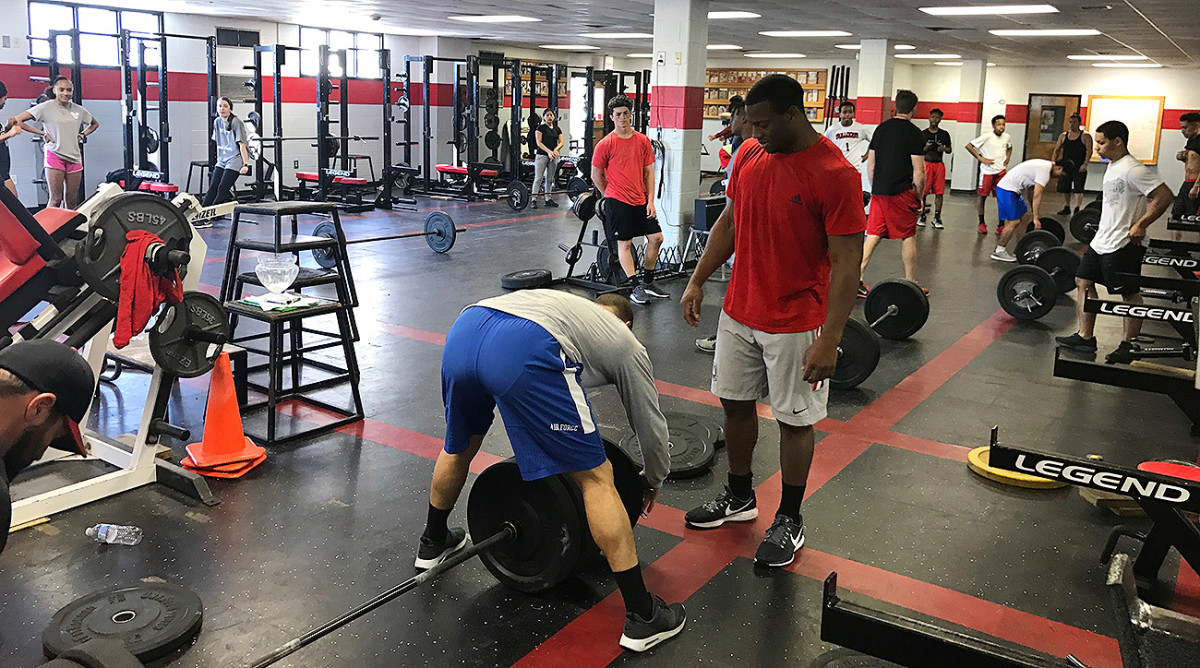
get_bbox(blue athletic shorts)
[441,306,606,481]
[996,187,1027,222]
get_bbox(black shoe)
[544,199,559,208]
[630,285,651,305]
[1105,340,1139,365]
[619,595,686,652]
[530,200,538,209]
[754,514,805,567]
[642,281,670,299]
[1056,206,1071,216]
[684,485,758,528]
[1054,333,1098,352]
[414,527,468,569]
[931,216,944,230]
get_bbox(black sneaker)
[1054,333,1098,352]
[931,216,944,229]
[530,200,538,209]
[642,281,670,299]
[545,199,559,208]
[630,285,651,305]
[414,527,468,570]
[619,595,686,652]
[1057,206,1072,216]
[684,485,758,528]
[856,282,870,299]
[918,212,927,226]
[1105,340,1139,365]
[754,514,805,567]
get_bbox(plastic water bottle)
[85,524,143,546]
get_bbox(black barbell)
[311,211,460,266]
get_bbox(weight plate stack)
[311,220,341,269]
[1034,246,1080,294]
[1025,216,1065,243]
[506,180,530,211]
[1070,207,1100,243]
[1015,230,1060,265]
[76,192,194,301]
[996,265,1058,320]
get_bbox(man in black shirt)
[859,89,927,296]
[1052,112,1093,215]
[531,108,564,209]
[920,107,952,229]
[1173,112,1200,219]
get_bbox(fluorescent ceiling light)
[989,28,1101,36]
[1067,54,1148,60]
[920,4,1058,16]
[626,53,654,58]
[708,44,743,50]
[448,15,540,23]
[894,44,916,50]
[760,30,852,37]
[745,52,807,58]
[835,44,861,50]
[579,32,653,39]
[987,62,996,66]
[539,44,601,51]
[934,61,963,66]
[895,53,961,59]
[1092,62,1161,68]
[709,10,761,19]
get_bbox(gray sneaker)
[695,335,716,353]
[642,281,670,299]
[414,527,468,570]
[630,285,651,304]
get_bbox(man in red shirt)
[591,95,667,305]
[680,74,865,568]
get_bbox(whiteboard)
[1085,95,1165,164]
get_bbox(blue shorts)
[996,187,1027,222]
[441,306,605,481]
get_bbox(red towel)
[114,230,183,348]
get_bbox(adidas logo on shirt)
[788,194,804,205]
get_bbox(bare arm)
[1004,146,1012,169]
[1051,133,1065,162]
[590,165,607,195]
[966,143,991,166]
[803,234,864,383]
[643,162,656,218]
[911,155,926,195]
[239,141,250,171]
[1082,134,1093,171]
[681,202,734,326]
[1188,152,1200,197]
[1129,183,1176,239]
[13,111,44,138]
[867,149,876,183]
[82,117,99,137]
[1031,184,1045,224]
[0,118,21,142]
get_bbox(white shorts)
[710,311,828,427]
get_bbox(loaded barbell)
[862,279,930,340]
[996,244,1080,321]
[310,211,460,268]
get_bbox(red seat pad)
[478,168,499,177]
[1138,461,1200,482]
[333,177,368,185]
[295,172,320,181]
[435,163,467,175]
[0,256,46,302]
[0,205,41,263]
[33,208,85,236]
[146,182,179,193]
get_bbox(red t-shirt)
[723,137,867,333]
[592,131,655,206]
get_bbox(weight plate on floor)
[76,192,194,301]
[657,412,724,450]
[809,649,907,667]
[506,180,530,211]
[832,319,881,390]
[966,446,1067,489]
[484,130,501,151]
[567,177,590,203]
[424,211,457,253]
[311,220,341,269]
[619,419,716,479]
[1024,216,1065,243]
[1034,246,1080,294]
[148,291,230,378]
[709,180,725,196]
[596,245,630,284]
[1015,230,1060,265]
[1070,207,1100,243]
[863,279,929,340]
[572,190,597,221]
[42,582,203,663]
[996,265,1058,320]
[500,268,553,290]
[466,459,584,593]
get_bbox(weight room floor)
[3,189,1199,668]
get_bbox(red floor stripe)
[871,430,971,462]
[382,323,447,346]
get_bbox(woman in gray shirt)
[12,76,99,209]
[201,97,250,207]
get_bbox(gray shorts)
[710,311,828,427]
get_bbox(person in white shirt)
[965,115,1012,235]
[989,158,1072,262]
[1054,120,1174,360]
[823,101,872,206]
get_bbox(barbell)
[310,211,459,267]
[996,246,1080,321]
[862,279,930,340]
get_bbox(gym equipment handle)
[185,326,228,345]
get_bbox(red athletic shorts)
[977,170,1006,197]
[867,188,920,240]
[924,162,946,195]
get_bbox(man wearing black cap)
[0,340,95,553]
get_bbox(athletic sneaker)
[977,222,988,235]
[530,200,538,209]
[995,226,1003,236]
[857,282,871,299]
[917,213,926,227]
[695,335,716,353]
[545,199,559,208]
[642,281,670,299]
[630,285,651,305]
[414,527,468,570]
[990,248,1018,263]
[1055,332,1098,352]
[931,216,944,230]
[1057,205,1072,216]
[754,515,806,567]
[684,486,758,528]
[1105,340,1139,365]
[619,595,686,652]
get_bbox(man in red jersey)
[679,74,865,568]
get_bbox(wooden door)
[1024,94,1082,190]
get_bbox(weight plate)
[1034,246,1080,294]
[709,180,725,196]
[572,190,597,221]
[424,211,457,253]
[1024,216,1065,243]
[75,193,194,301]
[148,292,230,378]
[500,268,553,290]
[1015,230,1060,265]
[140,126,160,154]
[596,197,610,224]
[832,319,881,390]
[809,649,906,667]
[395,96,410,114]
[656,412,724,450]
[42,582,203,663]
[863,279,929,340]
[310,220,340,269]
[466,459,584,593]
[484,130,501,151]
[506,180,530,211]
[1070,207,1100,243]
[967,446,1067,489]
[484,114,500,131]
[1086,199,1102,212]
[567,177,589,203]
[596,246,630,285]
[996,265,1058,321]
[619,418,716,479]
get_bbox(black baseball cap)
[0,340,95,455]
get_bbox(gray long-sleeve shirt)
[473,289,671,487]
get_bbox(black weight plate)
[76,192,194,301]
[1086,199,1102,211]
[809,648,905,667]
[42,582,203,663]
[1070,207,1100,243]
[1024,216,1065,243]
[500,268,553,290]
[596,196,610,223]
[148,292,230,378]
[1015,230,1059,265]
[596,245,630,284]
[657,412,724,450]
[572,190,597,221]
[484,130,501,151]
[996,265,1058,320]
[506,180,530,211]
[709,180,725,196]
[466,459,583,593]
[863,279,929,340]
[484,114,499,130]
[620,420,716,480]
[1035,246,1080,294]
[567,177,589,203]
[424,211,456,253]
[832,319,881,390]
[311,220,340,269]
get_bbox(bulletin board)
[1085,95,1165,164]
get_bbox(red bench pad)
[1138,461,1200,482]
[435,163,499,178]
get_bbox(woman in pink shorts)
[13,76,99,209]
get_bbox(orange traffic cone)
[181,352,265,478]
